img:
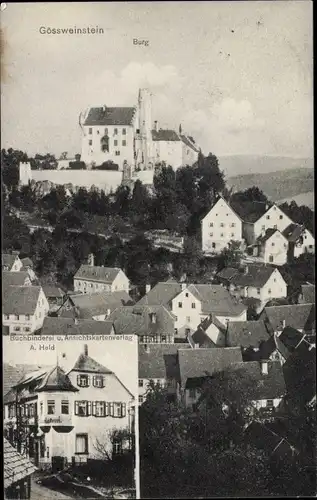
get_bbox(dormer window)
[93,375,104,388]
[149,313,157,324]
[77,374,90,387]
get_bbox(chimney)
[154,120,158,132]
[87,253,94,267]
[83,344,88,356]
[145,284,151,294]
[261,360,268,375]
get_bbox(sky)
[4,336,138,395]
[1,1,313,158]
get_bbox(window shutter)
[105,402,109,416]
[92,376,96,387]
[87,376,90,387]
[109,402,114,417]
[75,401,78,415]
[87,401,92,416]
[101,376,104,388]
[92,402,96,416]
[122,403,126,418]
[77,375,81,386]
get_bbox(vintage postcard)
[1,1,315,499]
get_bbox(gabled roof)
[2,253,19,269]
[3,363,47,396]
[178,347,243,387]
[180,134,200,153]
[2,271,30,287]
[41,317,115,336]
[260,303,315,333]
[42,286,65,298]
[2,286,42,315]
[4,439,37,489]
[59,290,133,319]
[21,257,34,268]
[187,284,247,316]
[36,365,79,392]
[71,353,113,374]
[108,305,175,336]
[226,320,271,348]
[152,129,181,141]
[230,200,272,223]
[74,265,122,284]
[300,284,315,304]
[218,264,282,289]
[191,316,225,348]
[230,360,286,400]
[282,223,305,242]
[256,228,287,245]
[278,326,306,353]
[139,344,190,380]
[203,195,242,222]
[137,281,182,308]
[84,106,135,126]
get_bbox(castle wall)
[32,170,123,193]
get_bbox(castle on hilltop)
[79,89,200,174]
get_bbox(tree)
[217,240,243,270]
[94,428,133,462]
[1,148,28,189]
[231,186,269,203]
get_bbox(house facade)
[74,263,130,295]
[243,204,293,246]
[3,286,50,335]
[4,346,134,469]
[282,224,315,259]
[2,253,23,272]
[201,197,243,254]
[4,439,37,500]
[255,229,289,266]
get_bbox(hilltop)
[219,155,313,178]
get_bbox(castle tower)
[19,162,32,186]
[138,89,153,169]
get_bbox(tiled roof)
[2,271,30,287]
[230,360,286,400]
[230,200,271,223]
[278,326,306,353]
[2,254,18,269]
[178,347,243,387]
[216,267,240,282]
[256,228,280,244]
[137,281,182,308]
[41,317,115,336]
[21,257,33,268]
[42,286,65,298]
[108,305,175,337]
[2,286,41,315]
[84,107,135,126]
[139,344,190,380]
[60,290,133,319]
[191,316,225,348]
[260,303,315,333]
[187,284,246,316]
[218,264,279,289]
[282,223,305,242]
[180,134,200,153]
[3,363,47,396]
[226,320,271,348]
[74,265,121,284]
[152,129,181,141]
[300,284,315,304]
[71,352,113,374]
[4,439,37,488]
[36,365,79,392]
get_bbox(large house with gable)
[2,252,23,272]
[3,345,134,469]
[73,258,130,295]
[3,285,49,335]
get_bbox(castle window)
[136,129,140,134]
[122,128,126,135]
[266,215,270,220]
[231,233,235,237]
[89,128,92,135]
[220,233,224,237]
[122,140,127,146]
[191,303,196,309]
[114,128,118,135]
[212,243,216,249]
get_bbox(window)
[105,128,108,135]
[89,128,92,135]
[269,255,274,263]
[191,303,196,309]
[209,233,213,237]
[113,439,123,455]
[231,223,235,227]
[97,130,100,134]
[47,400,55,415]
[231,233,234,237]
[115,151,121,156]
[114,139,118,146]
[212,243,216,249]
[122,128,126,135]
[75,401,91,416]
[261,225,265,230]
[266,399,274,408]
[76,434,88,454]
[186,316,191,323]
[9,405,16,418]
[220,233,224,237]
[161,335,167,343]
[185,292,189,297]
[309,245,313,249]
[189,388,196,399]
[273,225,277,229]
[279,215,283,220]
[138,379,144,387]
[93,375,104,388]
[40,402,43,415]
[178,302,183,308]
[93,401,105,417]
[136,128,140,134]
[268,289,272,294]
[257,288,261,295]
[114,402,126,418]
[26,314,30,321]
[266,215,270,220]
[220,223,224,227]
[138,395,144,404]
[4,314,9,320]
[114,128,118,135]
[272,242,275,247]
[77,374,89,387]
[89,140,92,146]
[61,400,69,415]
[122,140,126,146]
[14,327,20,332]
[15,315,19,320]
[209,223,213,228]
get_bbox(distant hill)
[277,191,314,210]
[226,167,314,206]
[219,155,313,178]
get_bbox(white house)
[217,264,288,305]
[255,229,289,266]
[74,257,130,295]
[3,286,50,334]
[201,196,243,254]
[3,345,134,469]
[2,252,23,272]
[282,223,315,258]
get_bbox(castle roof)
[84,107,135,126]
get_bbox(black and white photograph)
[1,1,315,499]
[4,337,138,499]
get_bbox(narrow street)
[30,476,73,500]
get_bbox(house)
[217,264,288,304]
[4,438,37,499]
[138,344,190,405]
[2,252,23,272]
[282,223,315,258]
[137,280,247,337]
[231,201,293,246]
[2,271,31,287]
[3,345,135,469]
[189,315,226,348]
[201,196,243,254]
[177,347,243,408]
[57,290,133,320]
[254,228,289,266]
[20,257,37,281]
[41,317,116,336]
[298,283,315,304]
[42,286,66,313]
[3,286,50,334]
[226,320,271,356]
[74,256,129,295]
[108,305,176,344]
[260,303,315,336]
